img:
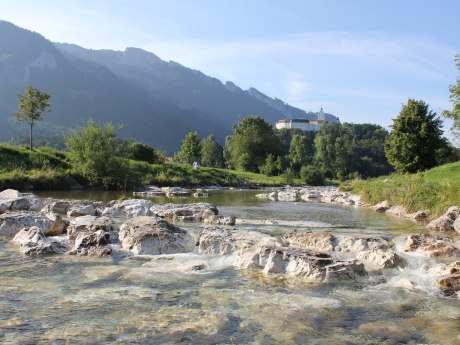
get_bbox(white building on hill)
[275,108,339,132]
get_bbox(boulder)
[102,199,153,217]
[13,226,69,255]
[196,227,281,255]
[454,218,460,235]
[67,202,97,217]
[405,210,430,222]
[236,246,366,282]
[385,205,407,217]
[371,200,391,212]
[277,190,299,202]
[119,216,194,255]
[203,215,236,226]
[0,211,64,240]
[150,203,218,222]
[0,189,22,199]
[283,231,404,269]
[69,230,112,256]
[41,200,71,215]
[161,187,192,197]
[427,216,454,232]
[444,206,460,220]
[437,262,460,293]
[284,231,336,252]
[0,190,43,213]
[67,215,114,240]
[401,233,460,258]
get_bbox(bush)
[300,165,325,186]
[126,141,165,164]
[65,120,129,189]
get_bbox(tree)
[385,99,443,173]
[443,53,460,143]
[225,116,280,172]
[14,85,51,150]
[174,131,201,164]
[259,153,277,176]
[65,120,128,189]
[300,165,325,186]
[200,135,224,168]
[289,133,315,173]
[125,141,165,164]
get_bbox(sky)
[1,0,459,138]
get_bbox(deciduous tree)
[14,85,51,150]
[385,99,443,173]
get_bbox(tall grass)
[348,161,460,217]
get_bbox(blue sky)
[2,0,459,138]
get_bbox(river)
[1,190,459,344]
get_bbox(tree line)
[10,52,460,188]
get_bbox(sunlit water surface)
[0,190,458,344]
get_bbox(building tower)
[318,107,326,122]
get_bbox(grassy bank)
[0,144,289,190]
[346,161,460,217]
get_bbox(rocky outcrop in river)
[1,188,459,289]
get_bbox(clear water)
[1,190,459,344]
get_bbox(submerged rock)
[196,227,281,255]
[13,226,69,255]
[236,246,366,281]
[119,216,194,255]
[0,211,64,240]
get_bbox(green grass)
[0,144,292,190]
[0,144,71,190]
[128,160,289,187]
[346,161,460,217]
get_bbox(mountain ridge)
[0,20,339,153]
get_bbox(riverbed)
[1,190,459,344]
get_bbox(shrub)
[300,165,325,186]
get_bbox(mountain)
[0,21,339,153]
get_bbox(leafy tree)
[13,85,51,150]
[260,153,277,176]
[225,116,280,172]
[385,99,443,173]
[65,119,128,189]
[289,133,315,173]
[200,135,224,168]
[174,131,201,164]
[443,54,460,142]
[126,141,165,164]
[300,165,325,186]
[314,123,392,180]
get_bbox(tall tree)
[385,99,443,173]
[14,85,51,150]
[443,53,460,143]
[225,116,280,172]
[174,131,201,164]
[200,135,224,168]
[289,133,315,173]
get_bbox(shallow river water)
[1,190,459,344]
